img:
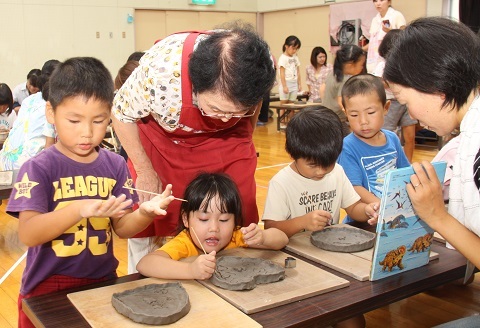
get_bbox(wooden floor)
[0,116,478,327]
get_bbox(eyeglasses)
[198,106,256,119]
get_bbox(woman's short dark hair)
[189,25,276,109]
[310,47,328,69]
[378,29,402,58]
[178,172,243,233]
[383,16,480,110]
[333,44,366,82]
[286,107,343,168]
[0,83,14,116]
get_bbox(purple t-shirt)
[7,147,138,295]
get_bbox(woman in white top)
[365,0,406,74]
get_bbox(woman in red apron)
[112,27,276,273]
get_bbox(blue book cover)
[369,161,447,281]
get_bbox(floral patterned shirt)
[305,63,333,102]
[112,32,209,133]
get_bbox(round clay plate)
[310,224,376,253]
[111,282,190,325]
[210,256,285,291]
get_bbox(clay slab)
[210,256,285,290]
[310,225,376,252]
[111,282,190,325]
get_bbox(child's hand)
[303,210,332,231]
[365,202,379,225]
[283,85,289,94]
[139,184,175,217]
[190,250,216,280]
[241,223,264,246]
[79,194,133,219]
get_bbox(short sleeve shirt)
[160,229,248,260]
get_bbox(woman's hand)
[135,168,162,204]
[406,161,448,229]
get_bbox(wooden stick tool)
[123,186,188,202]
[190,227,207,254]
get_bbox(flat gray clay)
[210,256,285,291]
[310,225,376,253]
[111,283,190,325]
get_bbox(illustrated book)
[369,161,447,281]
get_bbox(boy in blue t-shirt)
[338,74,410,223]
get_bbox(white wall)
[0,0,447,88]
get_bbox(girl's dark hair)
[26,69,42,90]
[48,57,114,109]
[0,83,14,116]
[384,16,480,111]
[378,29,402,58]
[189,23,276,109]
[115,60,140,90]
[178,172,243,233]
[38,59,61,101]
[282,35,301,52]
[310,47,328,69]
[333,44,365,82]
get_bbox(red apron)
[129,32,258,237]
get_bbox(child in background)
[262,107,377,328]
[305,46,332,103]
[137,172,288,280]
[338,74,409,223]
[278,35,302,104]
[320,44,366,137]
[0,83,17,130]
[7,57,175,328]
[278,35,302,127]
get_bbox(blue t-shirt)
[338,129,410,223]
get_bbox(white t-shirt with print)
[262,163,360,225]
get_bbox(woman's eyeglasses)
[198,107,256,119]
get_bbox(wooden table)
[22,236,467,327]
[269,101,316,131]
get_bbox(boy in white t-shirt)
[262,107,379,328]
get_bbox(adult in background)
[374,29,417,162]
[12,68,41,112]
[365,0,405,74]
[112,23,276,273]
[305,46,332,103]
[383,17,480,326]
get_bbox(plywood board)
[68,278,261,328]
[196,248,349,314]
[286,231,439,281]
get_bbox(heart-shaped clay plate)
[111,282,191,325]
[210,256,285,291]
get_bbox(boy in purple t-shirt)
[7,57,175,328]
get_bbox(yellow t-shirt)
[159,229,248,260]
